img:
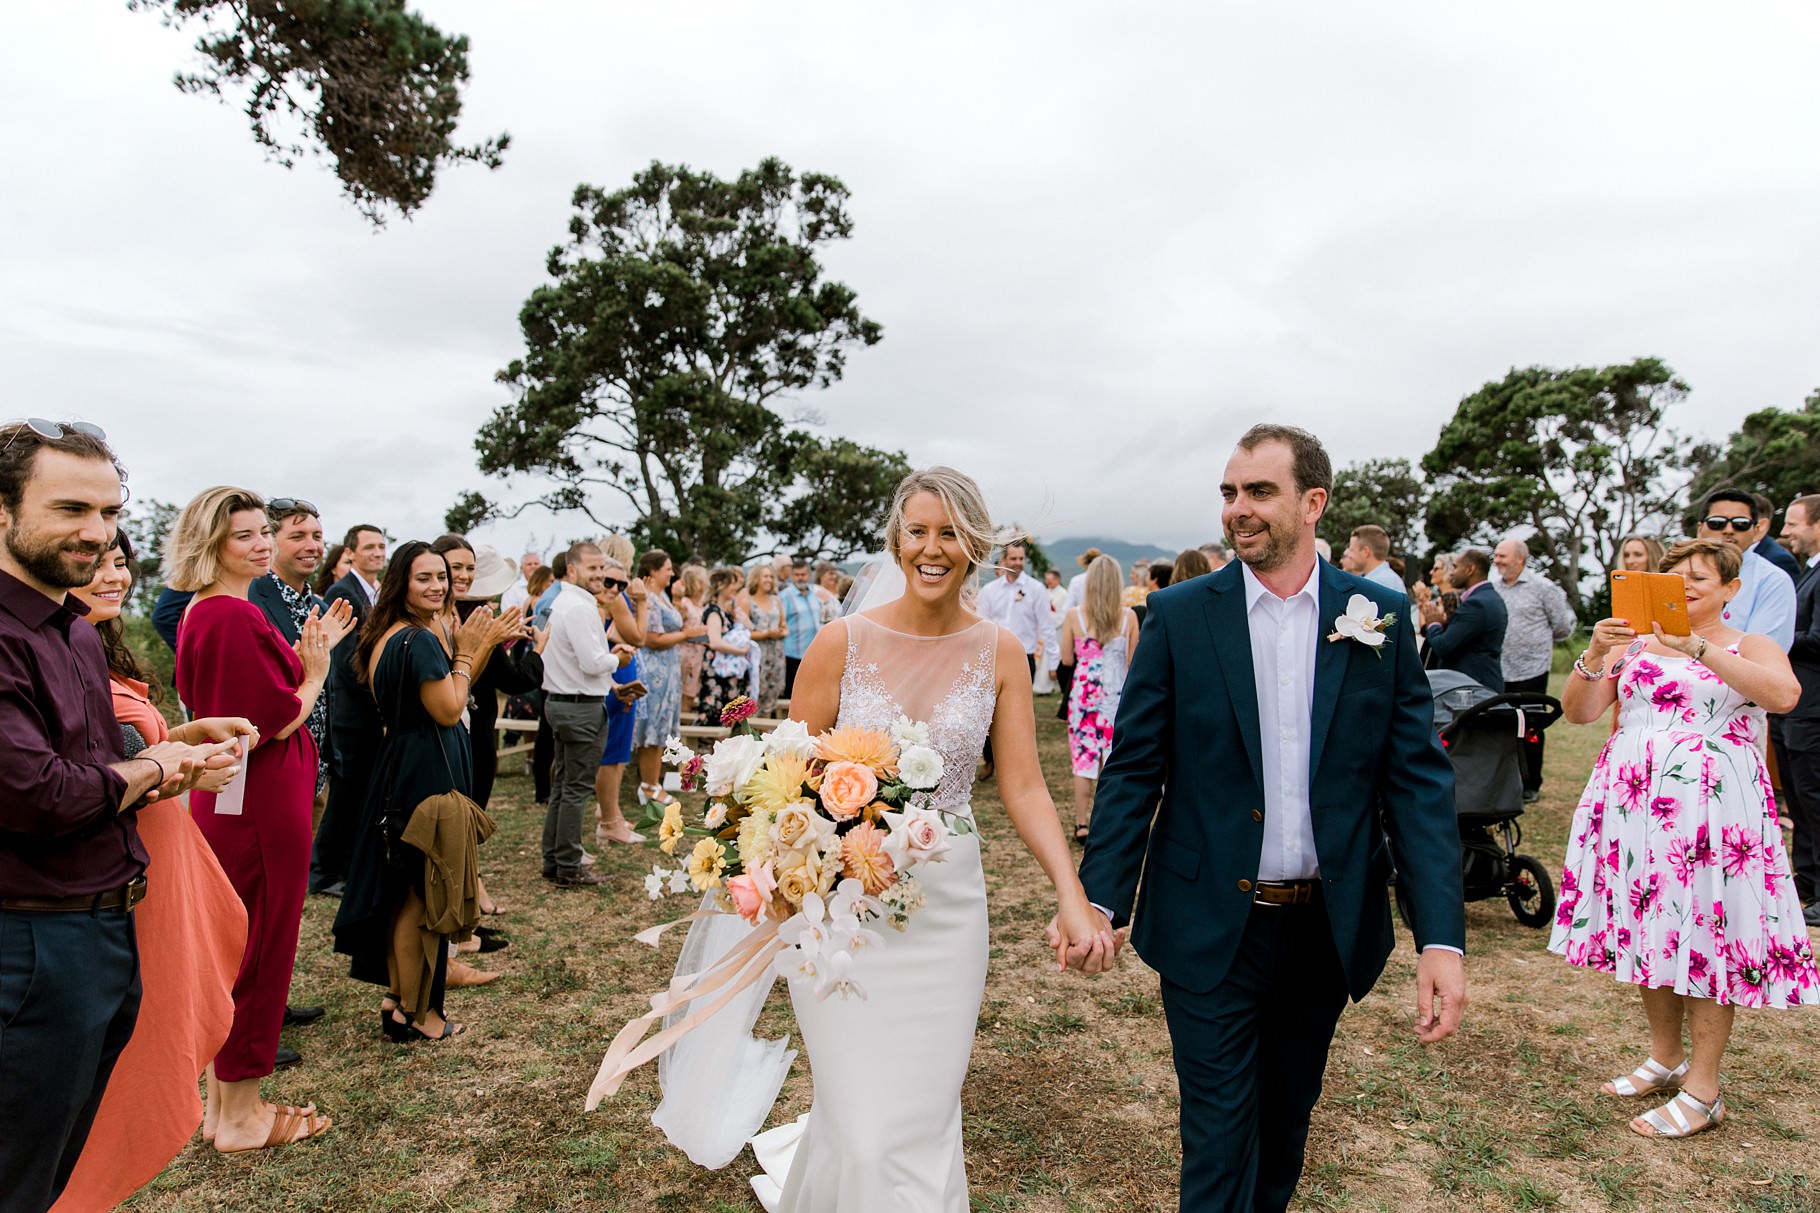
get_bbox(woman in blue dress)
[631,549,701,808]
[595,558,648,845]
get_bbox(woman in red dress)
[169,487,352,1153]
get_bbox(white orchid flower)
[1329,593,1389,648]
[814,948,866,1001]
[644,867,669,900]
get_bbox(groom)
[1072,424,1466,1212]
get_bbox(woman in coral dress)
[1550,538,1818,1140]
[51,530,252,1211]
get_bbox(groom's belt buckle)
[1252,879,1318,907]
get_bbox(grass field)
[128,681,1819,1212]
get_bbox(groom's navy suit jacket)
[1079,560,1465,1002]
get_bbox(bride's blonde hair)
[884,466,1016,579]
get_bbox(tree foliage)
[1684,388,1820,523]
[130,0,508,225]
[1318,457,1427,561]
[118,498,178,616]
[460,158,893,564]
[1421,357,1694,614]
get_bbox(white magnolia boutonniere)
[1328,594,1395,655]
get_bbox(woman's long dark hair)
[355,540,449,686]
[314,543,348,596]
[95,530,162,701]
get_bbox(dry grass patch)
[130,680,1817,1211]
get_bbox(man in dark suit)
[311,523,387,896]
[1420,548,1507,690]
[1074,425,1465,1213]
[1752,491,1801,582]
[1774,493,1820,925]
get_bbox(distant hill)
[1041,535,1181,576]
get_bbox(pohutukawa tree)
[453,158,903,563]
[1422,357,1696,616]
[130,0,508,225]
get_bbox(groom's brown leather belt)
[1252,879,1318,907]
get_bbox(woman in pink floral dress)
[1550,538,1818,1139]
[1059,555,1139,843]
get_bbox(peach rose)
[820,761,879,820]
[726,873,765,923]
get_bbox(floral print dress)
[1549,642,1820,1008]
[1065,611,1129,779]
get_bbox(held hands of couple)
[1413,948,1468,1044]
[1043,904,1125,975]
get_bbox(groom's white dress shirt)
[1242,561,1321,882]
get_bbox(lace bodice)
[837,615,1000,813]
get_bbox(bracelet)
[134,754,169,785]
[1691,635,1709,663]
[1572,655,1605,682]
[452,669,471,683]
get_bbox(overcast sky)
[4,2,1817,559]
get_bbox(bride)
[747,466,1118,1211]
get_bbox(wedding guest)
[1701,488,1796,648]
[1343,525,1406,595]
[1060,555,1138,843]
[1065,546,1101,610]
[499,550,542,614]
[1492,538,1576,803]
[54,532,250,1205]
[1197,540,1230,571]
[1619,535,1667,574]
[540,543,625,887]
[813,560,844,623]
[675,563,708,713]
[698,565,752,723]
[1172,547,1213,584]
[431,537,541,807]
[1774,495,1820,922]
[524,564,558,803]
[631,549,700,816]
[745,562,788,717]
[532,552,566,629]
[979,540,1061,772]
[1123,558,1153,608]
[1552,538,1817,1137]
[1133,560,1172,627]
[779,557,822,697]
[313,542,352,597]
[249,498,331,793]
[1035,568,1066,694]
[1749,492,1801,581]
[313,523,388,897]
[1420,548,1507,688]
[594,554,648,841]
[0,421,226,1205]
[169,486,350,1151]
[333,542,499,1039]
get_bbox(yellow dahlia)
[739,752,812,815]
[688,837,728,891]
[815,726,898,776]
[840,821,896,895]
[658,802,686,855]
[737,805,777,867]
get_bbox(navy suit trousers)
[1161,896,1350,1213]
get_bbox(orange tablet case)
[1609,571,1690,637]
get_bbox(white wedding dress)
[749,613,999,1212]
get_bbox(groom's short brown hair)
[1236,424,1333,498]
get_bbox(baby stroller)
[1393,669,1564,930]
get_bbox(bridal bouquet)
[639,697,968,1001]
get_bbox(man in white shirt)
[541,541,625,887]
[1490,538,1575,802]
[499,551,542,614]
[1701,488,1796,649]
[1064,546,1102,611]
[1341,524,1406,596]
[976,541,1059,775]
[1076,423,1464,1213]
[345,524,386,606]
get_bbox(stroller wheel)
[1507,855,1556,928]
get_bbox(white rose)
[764,718,818,760]
[703,734,768,797]
[889,715,931,749]
[896,744,945,791]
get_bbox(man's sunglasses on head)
[1702,515,1755,533]
[3,418,105,453]
[268,497,319,518]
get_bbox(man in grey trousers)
[539,542,626,887]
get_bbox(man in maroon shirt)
[0,420,226,1213]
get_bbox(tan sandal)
[1602,1057,1688,1098]
[216,1105,332,1153]
[1631,1090,1724,1139]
